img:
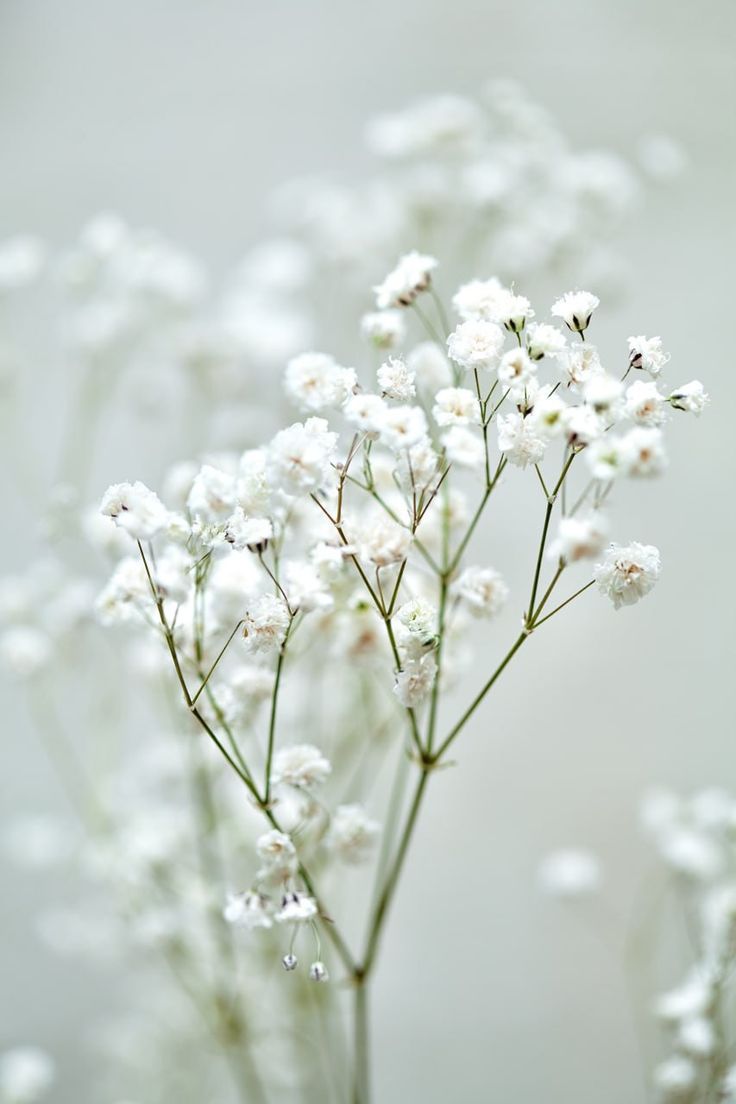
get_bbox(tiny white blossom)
[493,289,534,333]
[498,347,536,388]
[625,380,667,426]
[224,507,273,553]
[100,481,170,541]
[361,309,406,350]
[669,380,709,415]
[284,351,356,413]
[326,804,380,864]
[442,426,485,469]
[276,891,318,923]
[652,1055,697,1100]
[343,392,389,434]
[621,426,668,477]
[528,387,568,438]
[452,566,509,618]
[223,891,273,930]
[583,373,624,420]
[406,341,453,392]
[256,830,298,879]
[451,277,505,321]
[551,290,600,333]
[187,464,237,524]
[272,744,332,789]
[497,412,548,467]
[379,405,428,451]
[538,849,601,898]
[377,356,416,402]
[242,594,291,654]
[593,542,661,609]
[353,514,412,567]
[628,334,669,376]
[432,387,481,427]
[374,251,438,309]
[586,436,631,481]
[549,514,609,563]
[558,342,603,389]
[267,418,338,495]
[447,319,505,372]
[526,322,567,361]
[562,405,604,448]
[396,597,437,653]
[393,653,437,708]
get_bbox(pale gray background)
[1,1,734,1101]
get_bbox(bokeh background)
[1,2,734,1101]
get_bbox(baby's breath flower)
[451,277,505,321]
[593,541,661,609]
[551,290,600,333]
[256,830,298,880]
[361,309,406,350]
[377,356,416,401]
[442,426,485,469]
[447,319,505,372]
[272,744,332,790]
[266,417,338,495]
[309,960,329,982]
[452,566,509,618]
[497,347,535,388]
[652,1055,697,1101]
[187,464,237,524]
[583,373,624,420]
[497,411,548,467]
[558,342,603,389]
[242,594,290,654]
[549,514,608,563]
[493,289,534,333]
[393,653,437,707]
[625,380,667,426]
[276,892,318,923]
[628,334,669,376]
[343,392,389,434]
[223,891,273,929]
[406,341,453,392]
[224,507,273,553]
[526,322,567,361]
[669,380,709,415]
[374,251,438,310]
[326,804,380,864]
[353,514,412,567]
[562,405,605,448]
[284,351,357,413]
[378,405,428,451]
[100,481,170,541]
[432,387,481,427]
[621,426,667,477]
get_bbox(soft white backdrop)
[1,2,734,1101]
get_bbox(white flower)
[528,387,568,438]
[659,829,723,881]
[497,412,548,467]
[628,334,669,376]
[493,289,534,333]
[406,341,453,392]
[451,277,505,321]
[379,405,428,451]
[586,436,631,481]
[0,627,52,678]
[442,426,485,469]
[562,405,604,447]
[353,514,412,567]
[377,356,416,401]
[256,830,298,879]
[326,805,380,864]
[549,514,608,563]
[621,426,667,477]
[219,665,275,724]
[100,481,170,541]
[374,251,438,309]
[432,387,481,427]
[0,1047,55,1103]
[652,1056,697,1100]
[361,309,406,350]
[223,891,273,929]
[677,1016,715,1058]
[538,849,601,898]
[550,290,600,333]
[187,465,237,524]
[242,594,291,654]
[526,322,567,361]
[583,373,624,420]
[655,969,714,1024]
[558,342,603,389]
[393,653,437,708]
[343,392,389,434]
[272,744,331,789]
[497,347,536,388]
[0,236,45,292]
[276,892,318,923]
[224,507,273,552]
[396,598,437,654]
[452,566,509,618]
[669,380,709,415]
[447,319,505,371]
[625,380,667,426]
[266,417,338,495]
[284,352,356,413]
[282,559,333,612]
[593,542,661,609]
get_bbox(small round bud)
[309,961,328,983]
[282,953,298,972]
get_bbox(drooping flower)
[374,251,438,309]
